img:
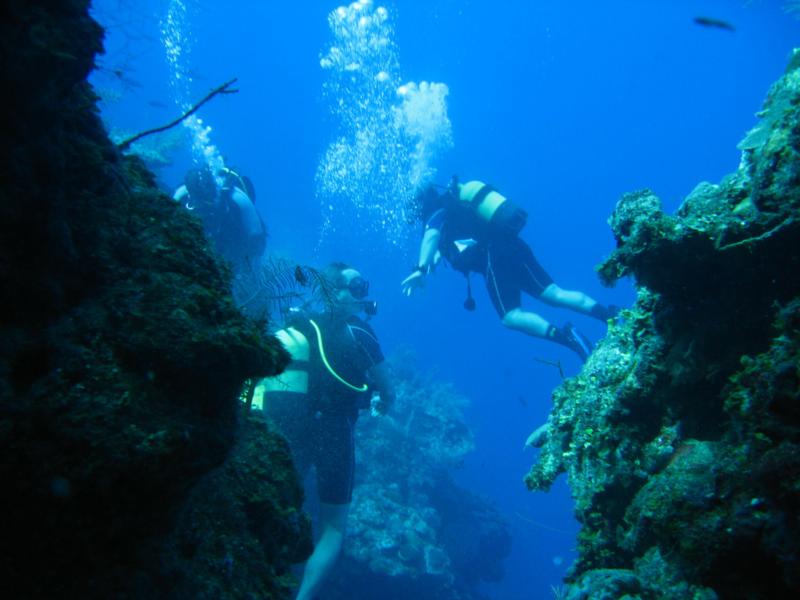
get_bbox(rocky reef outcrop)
[325,351,511,600]
[0,1,310,597]
[526,50,800,598]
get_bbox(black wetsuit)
[265,313,384,505]
[427,197,554,316]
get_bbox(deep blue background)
[93,1,798,597]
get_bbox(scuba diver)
[172,166,267,270]
[401,177,618,362]
[259,262,395,600]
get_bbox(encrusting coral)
[526,49,800,599]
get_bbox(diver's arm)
[230,188,264,237]
[417,226,442,272]
[367,361,395,415]
[401,209,444,296]
[173,185,189,203]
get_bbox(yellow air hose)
[308,318,369,393]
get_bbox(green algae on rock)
[526,49,800,598]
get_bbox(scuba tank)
[258,326,311,406]
[219,167,257,203]
[450,176,528,238]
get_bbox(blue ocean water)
[92,1,798,598]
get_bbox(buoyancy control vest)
[259,316,372,414]
[259,325,310,401]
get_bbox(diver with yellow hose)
[259,262,394,600]
[401,176,618,362]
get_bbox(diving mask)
[347,276,370,299]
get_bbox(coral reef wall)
[526,51,800,599]
[325,352,511,600]
[0,1,309,597]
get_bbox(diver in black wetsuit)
[173,166,267,270]
[260,262,395,600]
[401,177,618,361]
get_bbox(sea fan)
[233,257,339,321]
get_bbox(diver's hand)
[401,270,425,297]
[370,393,390,416]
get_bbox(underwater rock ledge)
[526,50,800,599]
[0,1,310,598]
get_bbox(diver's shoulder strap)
[467,183,495,209]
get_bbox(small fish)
[148,100,168,109]
[294,265,308,286]
[517,395,527,408]
[693,16,735,32]
[106,67,144,89]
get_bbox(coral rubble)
[526,50,800,598]
[0,1,309,597]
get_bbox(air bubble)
[317,2,452,247]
